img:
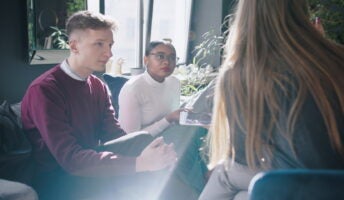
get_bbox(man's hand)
[136,137,177,172]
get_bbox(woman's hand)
[136,137,177,172]
[165,108,186,124]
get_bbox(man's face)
[71,28,114,74]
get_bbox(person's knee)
[0,179,38,200]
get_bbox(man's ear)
[69,39,79,54]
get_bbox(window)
[87,0,192,73]
[150,0,192,66]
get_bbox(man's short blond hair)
[66,10,117,36]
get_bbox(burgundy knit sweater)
[21,65,136,177]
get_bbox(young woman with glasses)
[118,40,209,199]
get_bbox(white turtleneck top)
[118,71,180,136]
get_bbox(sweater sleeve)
[142,118,170,137]
[118,76,181,137]
[140,79,177,136]
[99,83,127,142]
[173,77,181,109]
[22,84,136,177]
[118,83,172,137]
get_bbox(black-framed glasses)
[149,53,179,63]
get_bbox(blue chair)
[102,74,129,118]
[249,169,344,200]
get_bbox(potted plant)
[49,26,69,49]
[178,29,224,97]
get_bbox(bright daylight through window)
[87,0,192,74]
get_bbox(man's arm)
[99,84,126,143]
[22,84,136,177]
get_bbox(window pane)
[87,0,99,13]
[88,0,192,73]
[151,0,192,64]
[104,0,140,73]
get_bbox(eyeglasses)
[149,53,179,63]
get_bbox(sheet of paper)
[179,111,211,126]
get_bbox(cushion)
[102,74,129,118]
[0,101,33,184]
[0,179,38,200]
[249,169,344,200]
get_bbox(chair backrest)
[102,74,129,118]
[249,169,344,200]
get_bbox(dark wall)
[0,0,53,103]
[188,0,223,67]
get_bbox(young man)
[21,10,176,200]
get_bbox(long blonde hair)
[208,0,344,169]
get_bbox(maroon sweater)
[21,65,136,177]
